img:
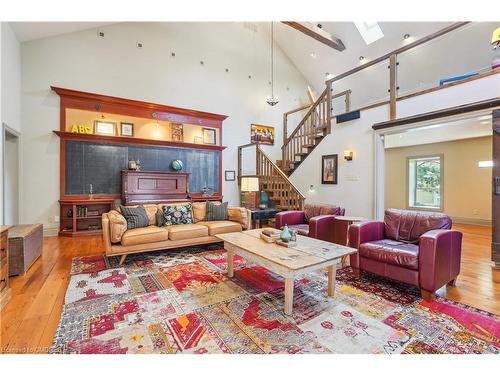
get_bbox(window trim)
[406,154,444,212]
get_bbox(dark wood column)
[492,109,500,267]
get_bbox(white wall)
[1,22,22,225]
[290,105,389,218]
[290,73,500,219]
[20,22,310,234]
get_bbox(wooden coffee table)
[215,229,357,315]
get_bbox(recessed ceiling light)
[403,33,410,40]
[310,52,317,59]
[354,22,384,45]
[325,72,334,80]
[359,56,365,61]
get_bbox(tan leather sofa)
[102,201,251,264]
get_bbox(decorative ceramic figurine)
[280,224,293,243]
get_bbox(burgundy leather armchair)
[348,209,462,301]
[274,204,345,243]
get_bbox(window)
[408,155,443,210]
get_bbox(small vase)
[280,224,293,243]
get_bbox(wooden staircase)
[278,87,351,176]
[236,85,349,210]
[280,88,330,175]
[238,143,305,210]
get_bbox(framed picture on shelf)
[94,121,117,136]
[171,123,184,142]
[322,154,338,184]
[250,124,275,145]
[120,122,134,137]
[203,127,216,145]
[225,170,236,181]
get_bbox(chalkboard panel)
[65,140,219,195]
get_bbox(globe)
[171,159,184,171]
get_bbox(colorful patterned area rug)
[50,246,500,354]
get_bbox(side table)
[333,216,368,268]
[250,208,281,229]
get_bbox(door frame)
[373,108,496,220]
[2,122,21,225]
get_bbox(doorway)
[3,123,20,225]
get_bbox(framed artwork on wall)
[225,170,236,181]
[250,124,275,145]
[120,122,134,137]
[322,154,338,184]
[203,127,216,144]
[94,121,117,136]
[171,123,184,142]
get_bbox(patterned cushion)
[163,203,194,226]
[120,205,150,230]
[206,201,228,221]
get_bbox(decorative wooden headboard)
[122,170,190,205]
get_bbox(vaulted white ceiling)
[273,22,454,92]
[9,22,115,42]
[9,21,498,103]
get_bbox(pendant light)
[266,22,279,106]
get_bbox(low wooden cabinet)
[0,226,11,310]
[59,199,113,236]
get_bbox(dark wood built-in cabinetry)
[122,171,189,205]
[59,199,114,236]
[493,109,500,267]
[52,86,228,236]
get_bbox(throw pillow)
[120,205,150,229]
[206,201,228,221]
[163,203,194,226]
[156,211,165,227]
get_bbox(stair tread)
[295,152,308,156]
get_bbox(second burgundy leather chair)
[348,208,463,301]
[275,203,345,243]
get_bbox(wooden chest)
[8,224,43,276]
[0,226,11,310]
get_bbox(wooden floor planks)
[0,224,498,353]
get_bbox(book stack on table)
[260,228,281,243]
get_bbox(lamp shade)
[240,177,260,192]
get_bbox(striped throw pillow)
[120,205,150,229]
[206,202,228,221]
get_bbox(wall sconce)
[344,150,353,161]
[308,184,315,192]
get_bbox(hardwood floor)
[0,224,498,353]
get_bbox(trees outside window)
[408,155,443,210]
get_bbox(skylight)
[354,22,384,45]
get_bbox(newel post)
[389,53,398,120]
[326,80,332,134]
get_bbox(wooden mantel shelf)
[53,130,227,151]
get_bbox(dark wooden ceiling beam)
[372,98,500,130]
[282,22,346,52]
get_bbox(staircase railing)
[238,143,305,210]
[281,88,330,173]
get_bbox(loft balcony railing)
[324,21,499,120]
[281,22,499,172]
